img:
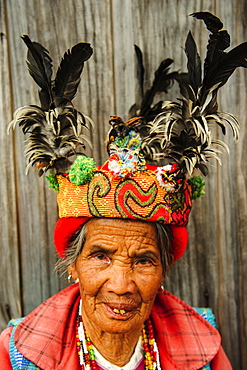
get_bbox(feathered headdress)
[140,11,247,176]
[9,12,246,260]
[9,36,93,177]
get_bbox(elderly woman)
[0,216,232,369]
[1,11,244,369]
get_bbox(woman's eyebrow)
[134,250,159,260]
[87,245,116,254]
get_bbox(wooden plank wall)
[0,0,246,368]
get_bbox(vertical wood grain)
[0,0,22,326]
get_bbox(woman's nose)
[105,267,136,295]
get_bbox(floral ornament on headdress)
[107,129,146,178]
[156,164,183,192]
[108,151,139,178]
[113,130,142,151]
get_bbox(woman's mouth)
[104,303,138,319]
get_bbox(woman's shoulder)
[0,326,14,369]
[0,325,13,346]
[153,290,219,326]
[0,285,80,369]
[151,290,230,370]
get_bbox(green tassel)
[69,156,96,185]
[46,171,60,192]
[189,176,205,199]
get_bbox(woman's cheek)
[138,276,151,287]
[137,276,160,300]
[78,266,106,294]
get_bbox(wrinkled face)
[70,218,163,335]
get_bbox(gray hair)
[55,219,172,277]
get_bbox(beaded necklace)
[76,302,161,370]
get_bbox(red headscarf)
[54,217,188,262]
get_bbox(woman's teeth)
[113,308,126,315]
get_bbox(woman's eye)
[92,253,110,262]
[136,258,153,266]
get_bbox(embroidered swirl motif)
[57,172,192,225]
[115,178,171,222]
[87,172,111,217]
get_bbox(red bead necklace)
[141,317,157,370]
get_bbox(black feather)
[53,43,93,103]
[203,30,230,77]
[190,12,223,33]
[129,45,180,124]
[201,41,247,99]
[140,58,176,117]
[190,13,231,80]
[21,35,53,109]
[184,31,202,95]
[134,45,145,98]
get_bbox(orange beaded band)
[56,169,192,226]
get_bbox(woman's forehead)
[84,218,158,248]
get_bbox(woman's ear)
[68,263,79,279]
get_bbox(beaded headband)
[56,166,192,225]
[10,12,246,260]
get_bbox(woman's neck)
[82,314,142,367]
